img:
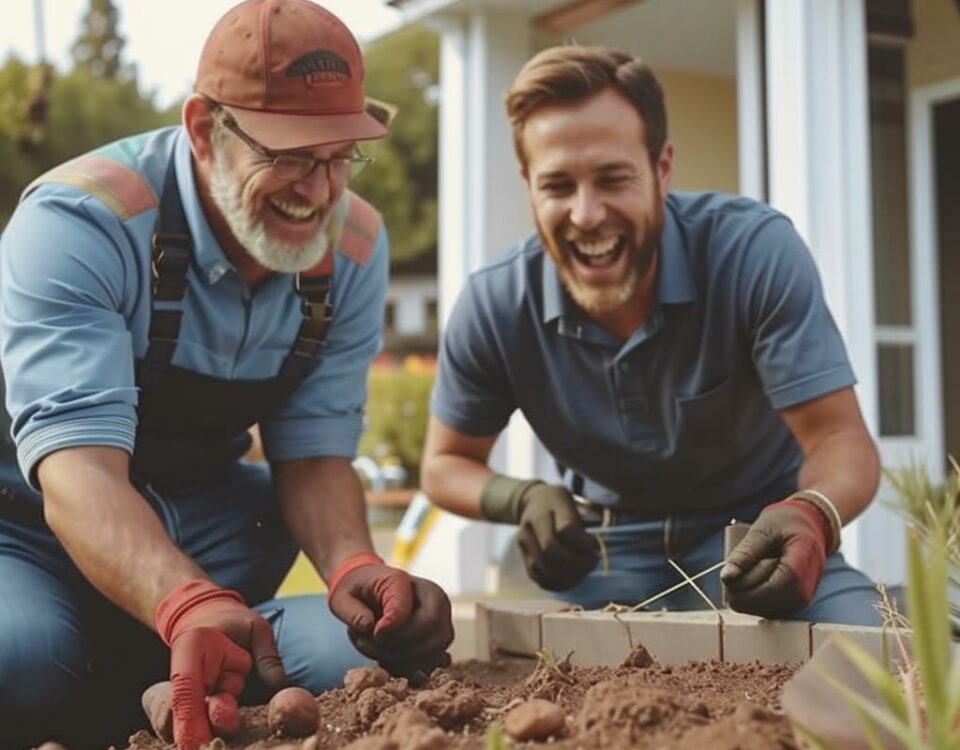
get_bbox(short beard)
[208,145,330,274]
[541,189,664,315]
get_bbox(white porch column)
[736,0,765,201]
[437,9,538,479]
[417,10,536,593]
[765,1,902,583]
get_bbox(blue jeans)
[0,461,371,750]
[553,495,882,626]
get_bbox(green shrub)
[358,366,435,484]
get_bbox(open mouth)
[567,235,627,269]
[269,197,318,223]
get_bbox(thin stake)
[667,558,722,616]
[628,560,726,612]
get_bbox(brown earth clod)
[123,649,798,750]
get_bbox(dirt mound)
[124,655,799,749]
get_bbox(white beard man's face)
[208,144,332,274]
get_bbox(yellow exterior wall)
[908,0,960,87]
[656,69,739,194]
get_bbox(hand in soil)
[155,580,288,750]
[142,681,242,744]
[331,570,454,678]
[721,499,828,617]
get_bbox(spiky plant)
[794,459,960,749]
[885,457,960,626]
[485,723,511,750]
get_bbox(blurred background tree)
[350,24,439,269]
[70,0,132,81]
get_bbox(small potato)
[267,686,320,738]
[504,698,566,741]
[141,681,174,742]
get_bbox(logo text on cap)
[287,50,351,87]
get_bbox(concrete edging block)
[450,601,488,662]
[477,599,572,658]
[811,623,913,670]
[542,610,722,667]
[720,610,811,664]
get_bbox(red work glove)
[720,499,830,618]
[155,579,287,750]
[327,552,454,676]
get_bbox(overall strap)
[279,252,334,385]
[277,191,381,386]
[138,161,192,388]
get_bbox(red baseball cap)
[196,0,389,150]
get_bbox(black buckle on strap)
[151,233,191,302]
[294,274,332,323]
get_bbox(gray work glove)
[480,474,599,591]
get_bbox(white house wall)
[764,0,900,582]
[387,277,437,336]
[429,9,540,592]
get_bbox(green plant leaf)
[486,723,510,750]
[817,669,925,750]
[906,526,951,744]
[832,636,909,720]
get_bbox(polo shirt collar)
[658,198,696,305]
[541,196,695,325]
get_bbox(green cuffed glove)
[480,474,599,591]
[720,498,830,618]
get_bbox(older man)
[0,2,452,748]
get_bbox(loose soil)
[125,648,800,750]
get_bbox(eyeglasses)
[209,101,375,183]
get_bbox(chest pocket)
[674,379,736,476]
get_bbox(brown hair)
[505,45,667,167]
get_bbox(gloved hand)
[480,474,599,591]
[720,498,830,618]
[327,552,454,677]
[155,579,287,750]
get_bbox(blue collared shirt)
[431,191,855,512]
[0,128,388,488]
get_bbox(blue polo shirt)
[0,127,388,488]
[432,192,855,512]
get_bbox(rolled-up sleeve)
[740,217,856,410]
[0,192,139,488]
[430,276,516,437]
[259,223,389,461]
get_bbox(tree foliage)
[350,25,439,266]
[70,0,131,81]
[0,49,176,226]
[0,5,438,265]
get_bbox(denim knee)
[262,595,374,694]
[0,616,89,745]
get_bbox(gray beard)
[208,148,330,274]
